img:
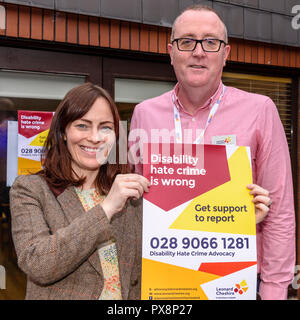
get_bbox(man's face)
[168,10,230,92]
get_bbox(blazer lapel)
[56,187,83,223]
[56,187,103,278]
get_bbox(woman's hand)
[101,174,150,221]
[247,184,271,224]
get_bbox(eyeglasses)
[172,38,227,52]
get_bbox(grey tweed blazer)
[10,174,142,300]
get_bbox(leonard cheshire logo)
[224,136,231,144]
[216,280,249,298]
[234,280,248,295]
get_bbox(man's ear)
[223,44,231,67]
[168,43,174,66]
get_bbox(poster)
[141,143,257,300]
[6,121,18,186]
[18,110,53,175]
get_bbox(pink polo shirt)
[129,81,295,300]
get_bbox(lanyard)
[172,85,226,144]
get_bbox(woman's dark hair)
[39,82,130,194]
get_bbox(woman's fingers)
[119,181,146,199]
[102,174,150,221]
[118,174,150,195]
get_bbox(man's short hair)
[171,5,228,43]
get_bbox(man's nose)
[192,42,205,56]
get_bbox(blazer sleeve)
[127,198,143,299]
[10,175,114,286]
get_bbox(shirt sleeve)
[255,97,296,300]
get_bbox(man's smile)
[189,64,207,69]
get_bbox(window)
[114,78,175,129]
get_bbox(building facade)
[0,0,299,299]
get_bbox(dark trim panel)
[0,45,102,84]
[102,56,176,98]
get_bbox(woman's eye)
[99,126,113,133]
[76,123,87,129]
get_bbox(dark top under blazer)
[10,174,142,300]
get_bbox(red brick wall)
[1,2,300,68]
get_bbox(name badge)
[212,135,236,145]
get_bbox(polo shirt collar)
[173,81,223,115]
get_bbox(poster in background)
[6,120,18,186]
[18,110,53,175]
[0,120,8,185]
[141,143,257,300]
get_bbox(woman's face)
[65,97,116,178]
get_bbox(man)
[129,5,295,300]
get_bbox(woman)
[10,83,270,300]
[10,83,149,300]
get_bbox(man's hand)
[247,184,271,224]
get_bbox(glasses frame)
[172,38,227,52]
